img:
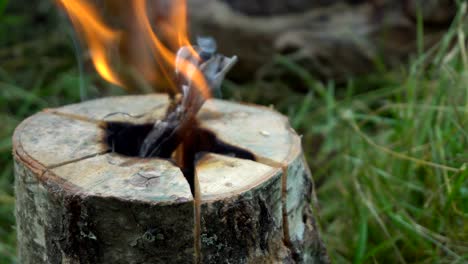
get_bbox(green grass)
[1,1,468,264]
[224,4,468,262]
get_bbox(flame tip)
[58,0,211,97]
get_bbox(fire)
[57,0,210,98]
[57,0,122,86]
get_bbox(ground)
[0,1,467,263]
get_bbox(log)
[13,94,329,264]
[187,0,457,81]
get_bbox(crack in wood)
[252,156,300,261]
[130,172,163,188]
[44,109,107,128]
[194,171,201,264]
[45,150,111,171]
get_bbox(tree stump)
[13,94,329,263]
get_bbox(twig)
[139,38,237,158]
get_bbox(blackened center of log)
[105,121,255,192]
[105,122,154,157]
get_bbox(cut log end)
[13,95,329,263]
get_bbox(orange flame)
[57,0,210,98]
[57,0,122,87]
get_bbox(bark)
[14,95,329,263]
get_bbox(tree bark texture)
[13,95,329,263]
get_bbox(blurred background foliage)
[1,0,468,263]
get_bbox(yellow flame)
[171,0,200,59]
[134,0,209,98]
[57,0,210,98]
[57,0,122,87]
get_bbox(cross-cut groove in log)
[13,95,329,263]
[104,119,255,196]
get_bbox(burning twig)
[138,37,238,158]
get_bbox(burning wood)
[12,1,328,263]
[139,37,238,158]
[57,0,238,162]
[14,95,329,263]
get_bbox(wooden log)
[13,94,329,263]
[187,0,456,81]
